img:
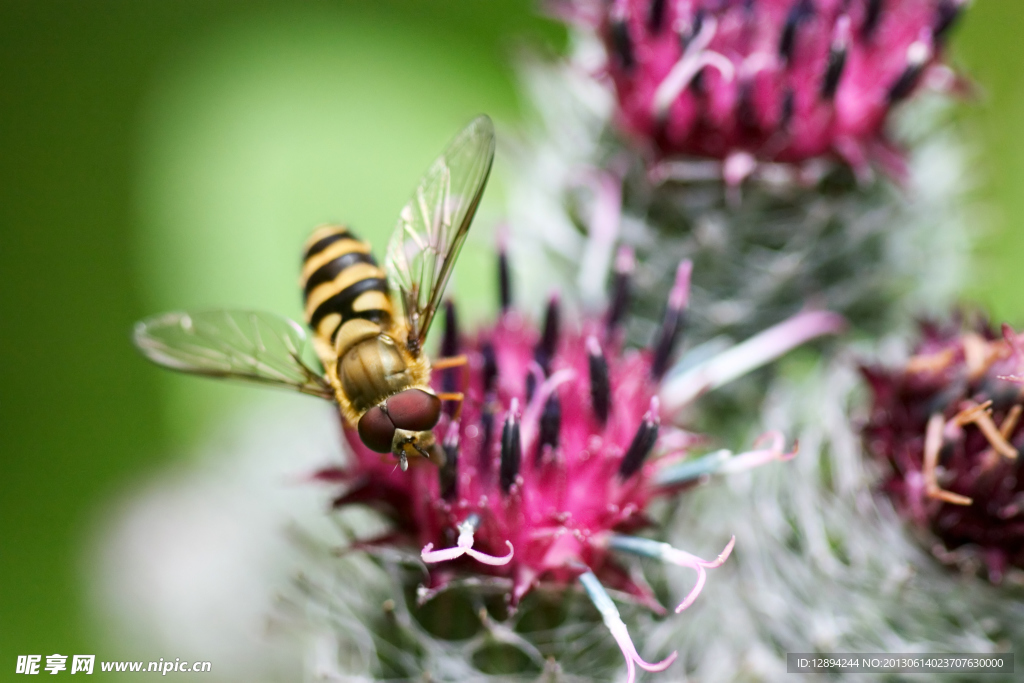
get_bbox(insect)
[134,115,495,471]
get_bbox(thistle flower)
[315,249,840,680]
[506,34,972,349]
[863,318,1024,582]
[558,0,967,182]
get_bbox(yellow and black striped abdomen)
[301,225,393,351]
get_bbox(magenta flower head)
[317,248,843,679]
[863,318,1024,582]
[559,0,967,182]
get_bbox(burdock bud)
[564,0,968,181]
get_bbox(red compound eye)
[386,389,442,432]
[357,405,395,453]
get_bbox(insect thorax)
[337,334,427,416]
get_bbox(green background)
[1,0,1022,678]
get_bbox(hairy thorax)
[338,335,416,415]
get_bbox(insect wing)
[385,115,495,351]
[133,310,334,399]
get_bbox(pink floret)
[577,0,965,176]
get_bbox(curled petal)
[718,431,798,473]
[421,517,514,567]
[652,17,733,118]
[662,536,735,613]
[653,433,796,486]
[609,535,735,613]
[420,544,468,564]
[466,542,515,566]
[572,169,623,307]
[661,310,846,416]
[653,449,731,487]
[523,367,576,440]
[578,570,677,683]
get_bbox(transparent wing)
[385,114,495,353]
[133,310,334,399]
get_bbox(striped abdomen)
[301,225,393,354]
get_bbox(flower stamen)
[605,247,634,337]
[717,431,798,473]
[652,17,734,119]
[953,401,1018,460]
[421,515,514,566]
[501,400,523,493]
[923,413,973,506]
[651,261,692,380]
[660,310,846,415]
[609,535,735,613]
[653,432,797,486]
[619,397,660,479]
[587,336,611,425]
[578,569,677,683]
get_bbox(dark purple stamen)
[499,248,512,312]
[821,18,850,99]
[651,291,688,380]
[440,427,459,501]
[862,0,883,39]
[680,9,705,50]
[779,0,813,63]
[501,403,522,493]
[479,404,495,479]
[648,0,667,34]
[442,300,460,414]
[481,342,498,395]
[821,48,847,99]
[737,79,759,132]
[441,300,459,357]
[933,0,963,44]
[780,88,796,129]
[691,66,707,96]
[588,336,610,425]
[887,43,929,103]
[610,20,635,71]
[536,295,561,375]
[606,248,634,338]
[536,394,562,463]
[619,400,660,479]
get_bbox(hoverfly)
[134,116,495,471]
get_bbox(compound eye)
[386,389,442,431]
[357,405,395,453]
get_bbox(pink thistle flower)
[317,248,841,677]
[559,0,968,182]
[862,317,1024,582]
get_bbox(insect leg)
[437,392,465,420]
[432,354,468,370]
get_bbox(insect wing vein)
[384,115,495,352]
[133,310,332,399]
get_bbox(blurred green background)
[1,0,1022,678]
